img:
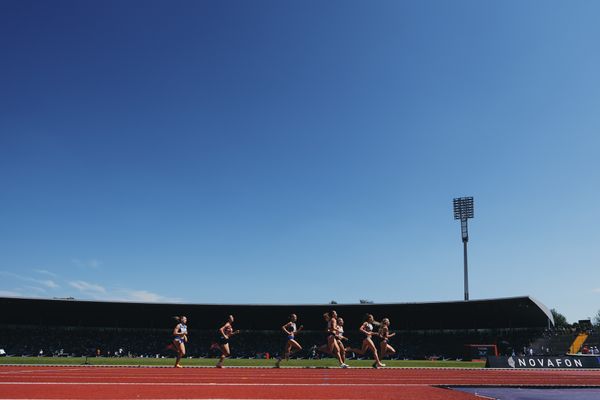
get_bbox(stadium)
[3,1,600,399]
[0,295,556,359]
[1,295,599,399]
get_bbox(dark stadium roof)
[0,296,553,330]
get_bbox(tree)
[551,308,569,328]
[593,310,600,328]
[329,300,338,305]
[359,299,373,304]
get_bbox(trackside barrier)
[486,355,600,369]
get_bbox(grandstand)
[0,296,555,360]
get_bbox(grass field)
[0,356,485,368]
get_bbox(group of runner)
[172,311,396,368]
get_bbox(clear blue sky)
[1,0,599,323]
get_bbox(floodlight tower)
[453,197,474,301]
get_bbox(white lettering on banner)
[565,359,572,367]
[501,357,590,369]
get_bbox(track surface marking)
[1,366,598,400]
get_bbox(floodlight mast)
[453,197,474,301]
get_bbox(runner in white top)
[335,317,349,365]
[276,313,303,368]
[327,310,349,368]
[172,316,188,368]
[317,310,349,367]
[345,313,385,368]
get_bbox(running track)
[0,366,599,400]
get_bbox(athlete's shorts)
[371,336,381,346]
[217,336,229,345]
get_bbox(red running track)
[0,366,599,400]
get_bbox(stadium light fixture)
[453,196,474,301]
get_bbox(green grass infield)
[0,356,485,368]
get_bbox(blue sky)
[1,0,599,323]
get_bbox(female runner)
[318,310,348,368]
[275,313,303,367]
[335,317,349,365]
[378,318,396,359]
[345,314,385,368]
[172,315,188,368]
[317,312,331,356]
[215,315,240,368]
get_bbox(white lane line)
[0,368,88,375]
[0,377,492,382]
[1,382,598,388]
[0,375,428,382]
[0,381,430,387]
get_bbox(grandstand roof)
[0,296,553,330]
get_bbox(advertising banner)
[486,355,600,369]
